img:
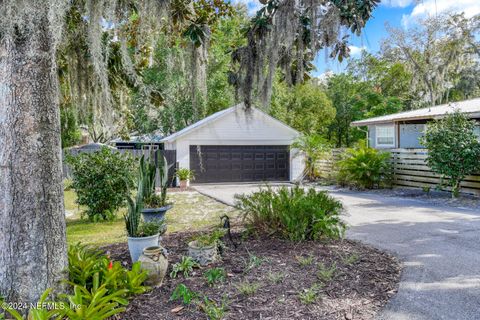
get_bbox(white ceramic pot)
[127,234,160,262]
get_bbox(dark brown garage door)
[190,145,289,183]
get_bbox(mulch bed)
[106,231,401,320]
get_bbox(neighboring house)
[351,98,480,149]
[111,130,164,150]
[161,103,305,183]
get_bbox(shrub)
[244,253,264,272]
[66,147,136,221]
[235,186,345,241]
[135,220,166,237]
[296,255,314,266]
[337,146,391,189]
[421,111,480,197]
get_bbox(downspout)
[356,127,369,148]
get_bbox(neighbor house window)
[376,125,395,147]
[474,125,480,141]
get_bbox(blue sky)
[312,3,412,75]
[231,0,480,76]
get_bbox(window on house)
[474,125,480,140]
[376,125,395,147]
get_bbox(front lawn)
[65,189,239,246]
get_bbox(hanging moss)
[231,0,380,108]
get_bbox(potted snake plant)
[139,154,173,223]
[125,165,166,262]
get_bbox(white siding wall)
[169,108,305,181]
[290,148,305,181]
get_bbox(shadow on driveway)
[195,184,480,320]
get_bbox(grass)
[235,281,261,296]
[343,253,359,265]
[298,284,321,305]
[65,189,238,246]
[267,271,285,284]
[317,262,337,282]
[296,254,315,267]
[244,253,264,273]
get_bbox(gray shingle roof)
[351,97,480,126]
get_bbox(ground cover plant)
[234,186,346,241]
[0,244,148,320]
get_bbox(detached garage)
[161,104,305,183]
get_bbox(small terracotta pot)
[179,179,190,189]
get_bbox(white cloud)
[381,0,414,8]
[349,45,368,56]
[402,0,480,27]
[230,0,263,16]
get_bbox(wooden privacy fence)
[316,148,480,196]
[63,147,177,187]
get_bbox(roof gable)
[161,104,299,142]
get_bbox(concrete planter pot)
[127,234,160,262]
[187,240,218,266]
[141,204,172,223]
[138,246,169,287]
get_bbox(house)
[111,130,164,151]
[161,103,305,183]
[351,98,480,149]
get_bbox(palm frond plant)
[292,134,331,181]
[337,146,391,189]
[176,168,195,188]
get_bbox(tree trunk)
[0,15,67,306]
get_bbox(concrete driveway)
[194,184,480,320]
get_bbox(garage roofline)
[160,103,300,143]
